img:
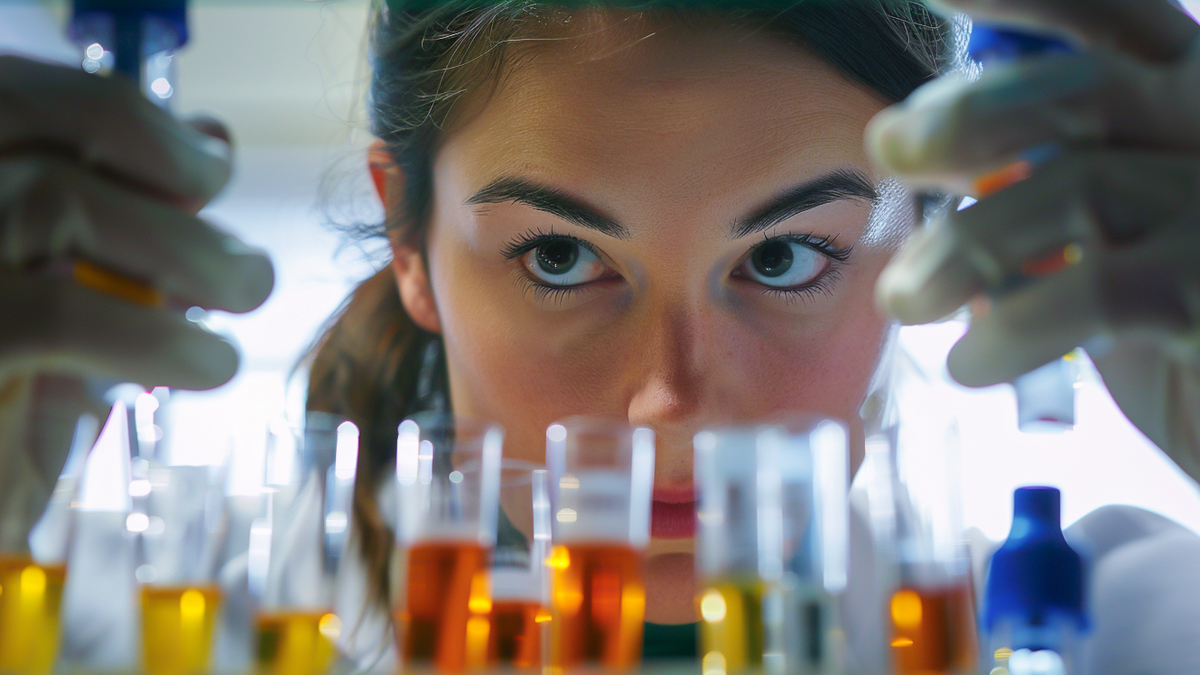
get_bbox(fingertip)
[946,335,1004,388]
[168,332,239,391]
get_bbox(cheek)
[430,238,631,464]
[718,255,893,422]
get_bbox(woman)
[2,0,1199,672]
[306,0,940,648]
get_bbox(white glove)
[866,0,1200,481]
[0,56,274,550]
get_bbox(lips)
[651,486,697,538]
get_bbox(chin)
[643,551,699,624]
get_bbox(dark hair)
[307,0,950,609]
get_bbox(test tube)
[252,415,355,675]
[0,412,96,675]
[868,360,977,675]
[394,413,503,673]
[777,419,848,675]
[545,417,655,672]
[694,426,782,675]
[488,463,552,670]
[136,464,227,675]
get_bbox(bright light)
[335,421,359,480]
[449,470,464,484]
[129,479,152,497]
[546,424,567,443]
[555,508,577,523]
[126,513,149,533]
[700,590,726,622]
[150,77,173,99]
[85,43,104,60]
[325,511,347,534]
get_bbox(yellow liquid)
[256,610,340,675]
[0,556,67,675]
[141,585,222,675]
[699,578,766,675]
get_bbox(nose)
[625,305,718,483]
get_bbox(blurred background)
[3,0,1200,542]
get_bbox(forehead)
[438,15,890,214]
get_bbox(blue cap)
[985,487,1087,634]
[968,25,1074,63]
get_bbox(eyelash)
[745,232,853,303]
[501,228,606,305]
[498,229,853,304]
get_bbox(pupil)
[536,240,578,275]
[753,241,793,278]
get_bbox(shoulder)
[1068,506,1200,675]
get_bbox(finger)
[867,48,1200,183]
[0,274,238,391]
[0,56,231,203]
[947,212,1200,387]
[927,0,1200,63]
[946,259,1102,387]
[876,151,1200,324]
[1,154,274,313]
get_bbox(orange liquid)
[548,543,645,670]
[140,585,223,675]
[395,541,491,673]
[888,585,977,675]
[488,600,544,669]
[255,610,340,675]
[0,556,67,675]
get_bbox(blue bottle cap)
[968,25,1074,63]
[984,487,1087,633]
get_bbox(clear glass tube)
[393,412,503,673]
[136,465,227,675]
[776,418,848,675]
[866,356,977,675]
[694,419,849,675]
[488,463,552,671]
[250,414,356,675]
[544,417,655,672]
[694,426,780,675]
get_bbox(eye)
[736,239,829,288]
[521,238,610,287]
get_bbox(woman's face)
[391,16,911,622]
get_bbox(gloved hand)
[0,56,274,550]
[866,0,1200,480]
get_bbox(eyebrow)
[729,169,878,239]
[466,177,630,240]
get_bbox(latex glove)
[0,56,274,550]
[866,0,1200,480]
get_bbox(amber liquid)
[548,543,645,671]
[0,556,67,675]
[698,578,766,674]
[395,540,492,673]
[888,585,977,675]
[255,610,340,675]
[487,600,545,669]
[140,584,223,675]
